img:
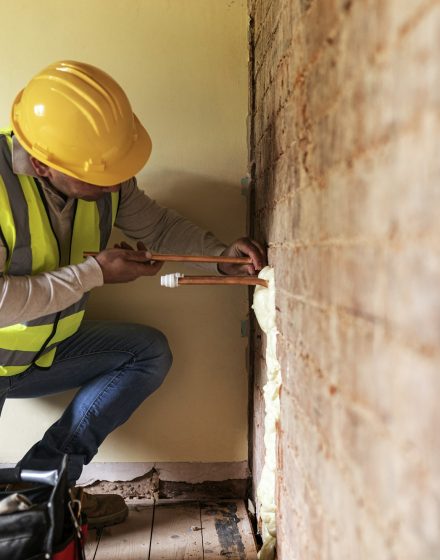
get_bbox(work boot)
[72,488,128,529]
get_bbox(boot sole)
[87,506,129,529]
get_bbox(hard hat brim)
[12,91,152,186]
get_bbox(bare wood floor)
[85,499,257,560]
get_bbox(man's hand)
[93,241,163,283]
[218,237,267,276]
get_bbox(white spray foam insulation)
[251,266,280,560]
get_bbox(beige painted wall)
[0,0,249,463]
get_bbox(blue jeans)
[0,321,172,485]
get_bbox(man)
[0,61,266,528]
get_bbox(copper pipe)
[177,276,268,288]
[83,251,252,265]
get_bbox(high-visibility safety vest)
[0,129,120,376]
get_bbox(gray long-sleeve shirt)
[0,138,227,327]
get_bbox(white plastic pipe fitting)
[160,272,184,288]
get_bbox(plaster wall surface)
[248,1,440,558]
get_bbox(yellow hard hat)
[11,60,152,186]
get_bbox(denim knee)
[135,325,173,390]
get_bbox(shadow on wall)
[140,169,247,242]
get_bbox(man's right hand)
[93,244,163,284]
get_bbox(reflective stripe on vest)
[0,130,120,376]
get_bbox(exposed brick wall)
[248,1,440,558]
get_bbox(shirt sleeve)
[0,255,103,328]
[115,178,227,272]
[0,178,229,327]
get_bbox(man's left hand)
[218,237,267,276]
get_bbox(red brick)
[249,1,440,558]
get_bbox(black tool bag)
[0,455,86,560]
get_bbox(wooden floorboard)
[84,527,100,560]
[201,501,257,560]
[85,499,257,559]
[234,500,258,559]
[93,503,154,560]
[149,502,203,559]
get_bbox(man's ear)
[30,157,50,178]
